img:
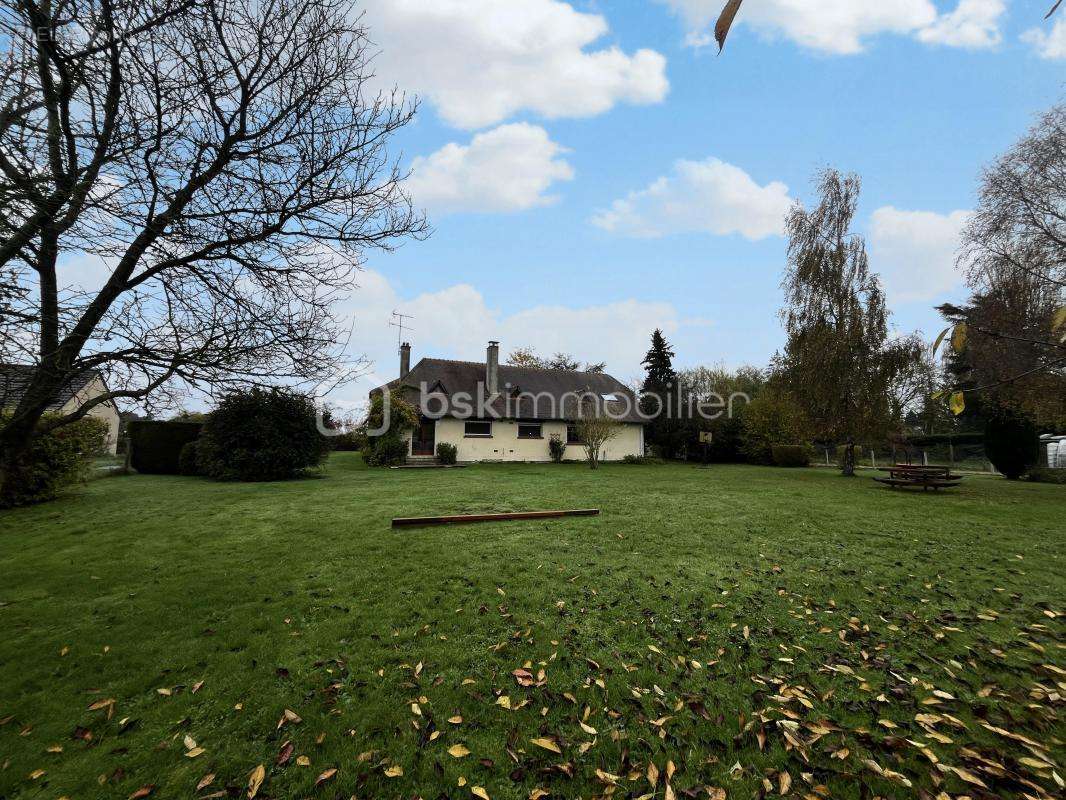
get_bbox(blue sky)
[330,0,1064,398]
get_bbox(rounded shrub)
[198,388,331,481]
[771,444,811,467]
[436,442,458,465]
[178,440,203,476]
[985,412,1039,480]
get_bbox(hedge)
[0,414,109,508]
[771,444,811,468]
[128,420,204,475]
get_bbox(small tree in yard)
[0,0,425,498]
[575,395,621,470]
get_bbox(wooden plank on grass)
[392,509,600,528]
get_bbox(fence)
[814,442,996,474]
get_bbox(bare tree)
[505,347,605,373]
[0,0,427,492]
[574,394,621,470]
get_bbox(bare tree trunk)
[841,442,856,477]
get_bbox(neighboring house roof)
[373,358,645,424]
[0,363,111,413]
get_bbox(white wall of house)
[422,418,644,463]
[61,376,120,455]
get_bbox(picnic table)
[873,464,964,491]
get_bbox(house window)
[566,424,583,445]
[517,423,542,439]
[464,420,492,437]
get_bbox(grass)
[0,454,1062,799]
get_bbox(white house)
[1,365,122,455]
[371,341,645,463]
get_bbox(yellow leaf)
[579,721,597,735]
[951,323,967,353]
[247,764,266,799]
[448,744,471,758]
[384,764,403,778]
[530,737,562,754]
[185,747,205,758]
[472,787,490,800]
[1052,305,1066,331]
[448,715,463,724]
[949,392,965,416]
[296,755,311,767]
[932,326,951,356]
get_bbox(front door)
[411,419,436,456]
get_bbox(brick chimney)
[486,340,499,395]
[399,342,411,379]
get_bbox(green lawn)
[0,455,1063,800]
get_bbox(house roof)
[373,358,645,424]
[0,364,108,413]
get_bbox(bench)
[874,464,964,491]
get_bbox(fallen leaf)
[449,744,471,758]
[247,764,266,798]
[530,737,562,754]
[314,768,337,787]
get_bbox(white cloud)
[590,157,791,240]
[329,268,683,411]
[1022,17,1066,60]
[917,0,1005,49]
[363,0,669,129]
[657,0,1003,54]
[868,206,972,303]
[406,124,574,214]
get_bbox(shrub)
[771,444,811,467]
[985,413,1040,480]
[128,420,204,474]
[436,442,458,465]
[740,387,810,465]
[363,391,418,468]
[178,440,203,476]
[1026,467,1066,485]
[548,434,566,463]
[362,434,408,467]
[622,454,665,465]
[0,414,108,508]
[198,388,332,481]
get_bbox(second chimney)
[400,342,411,380]
[486,340,499,395]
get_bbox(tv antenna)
[389,310,414,353]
